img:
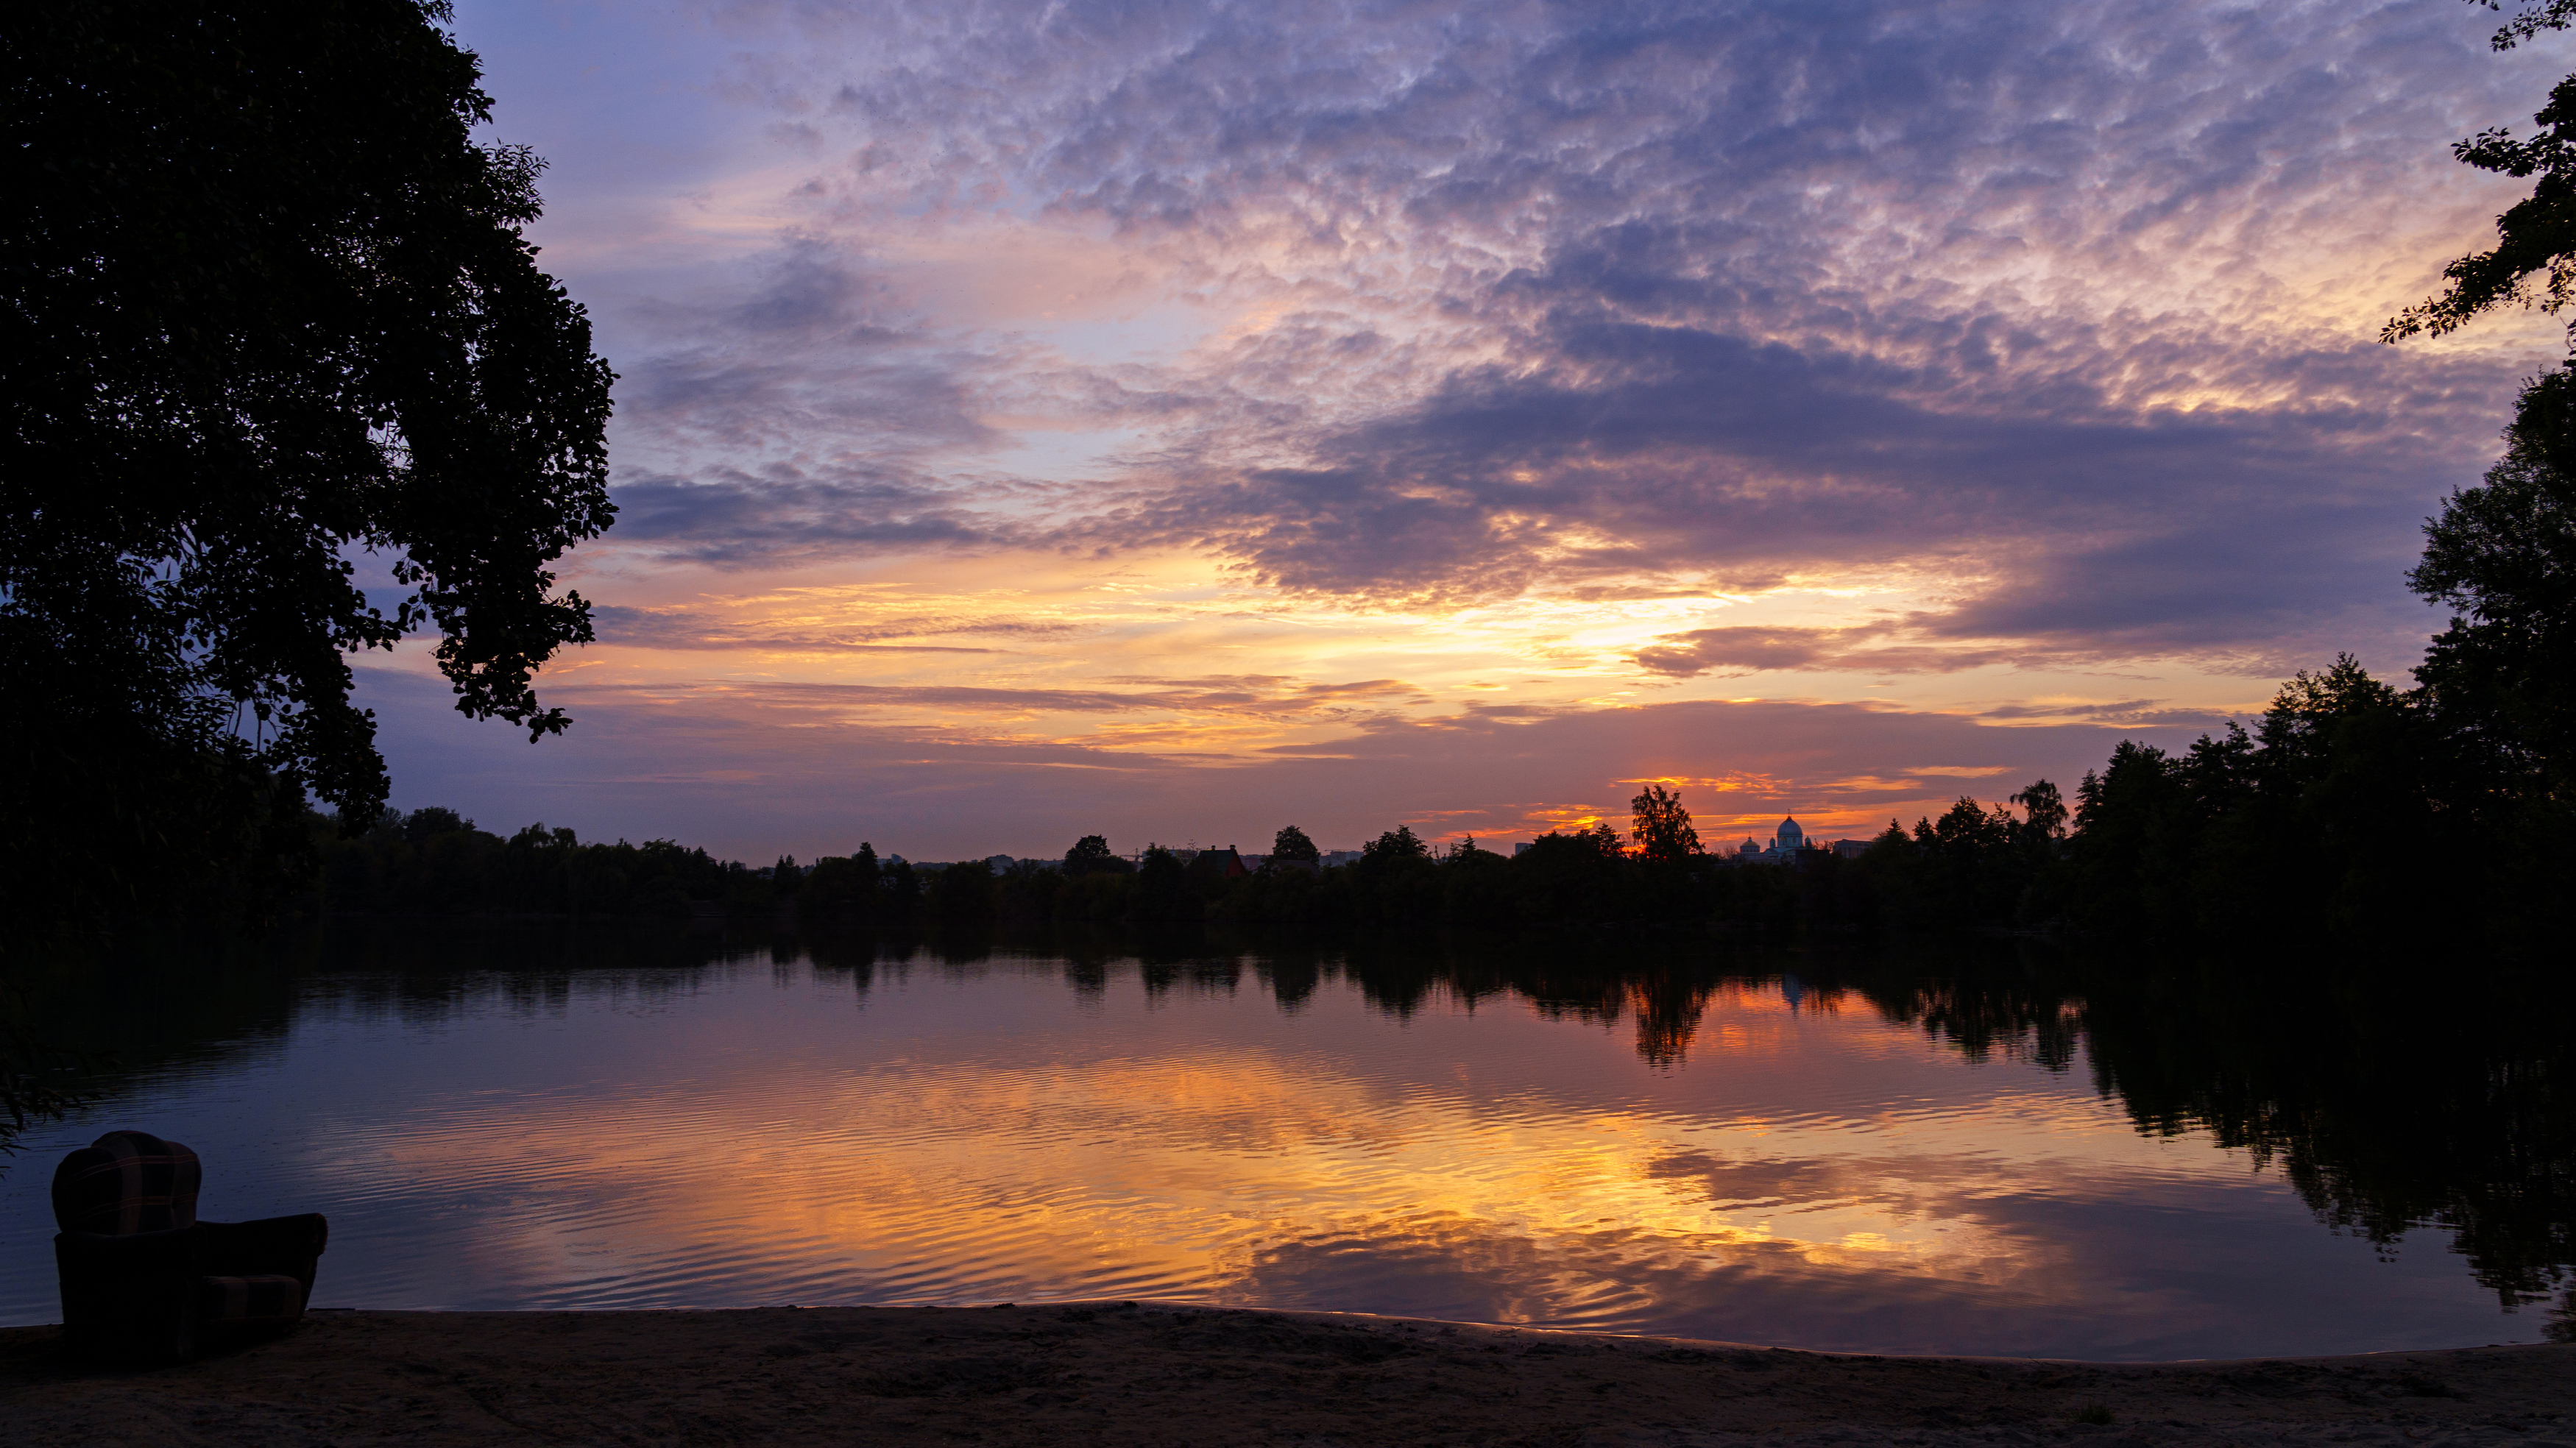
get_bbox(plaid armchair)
[51,1129,328,1363]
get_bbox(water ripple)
[0,954,2532,1360]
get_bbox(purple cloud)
[392,0,2561,851]
[542,0,2553,661]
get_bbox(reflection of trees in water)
[1324,933,2084,1076]
[1323,933,1754,1057]
[14,922,2569,1331]
[2074,962,2576,1319]
[1787,945,2576,1327]
[1844,973,2082,1072]
[1266,932,2575,1327]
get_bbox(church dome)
[1777,815,1803,840]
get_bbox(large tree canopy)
[2386,1,2576,339]
[2381,3,2576,801]
[2412,372,2576,792]
[1,2,614,925]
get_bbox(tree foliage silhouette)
[1063,835,1132,876]
[1628,785,1702,863]
[2,2,615,934]
[1362,826,1429,862]
[2378,1,2576,864]
[2385,1,2576,340]
[2412,383,2576,792]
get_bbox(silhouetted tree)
[1269,825,1320,866]
[403,807,475,842]
[1629,785,1702,863]
[2370,3,2576,954]
[1505,826,1628,923]
[2058,656,2478,946]
[802,843,884,918]
[3,1,615,945]
[2385,1,2576,341]
[306,809,812,918]
[2412,386,2576,795]
[1133,845,1195,920]
[2069,742,2190,937]
[2003,779,2072,921]
[930,859,995,920]
[2010,780,2069,843]
[1064,834,1133,876]
[1362,826,1429,862]
[994,858,1065,918]
[882,854,920,918]
[1349,826,1438,921]
[1,1000,91,1159]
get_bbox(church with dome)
[1733,814,1819,865]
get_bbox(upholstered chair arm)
[195,1215,329,1266]
[194,1214,330,1287]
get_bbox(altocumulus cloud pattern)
[369,0,2567,858]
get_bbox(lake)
[3,924,2568,1360]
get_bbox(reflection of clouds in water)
[302,1025,2209,1352]
[1213,1157,2332,1357]
[8,949,2547,1358]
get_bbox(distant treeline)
[294,354,2576,956]
[314,811,834,920]
[24,386,2575,965]
[300,652,2570,954]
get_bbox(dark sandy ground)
[1,1305,2569,1447]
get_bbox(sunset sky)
[361,0,2570,862]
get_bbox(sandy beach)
[1,1305,2568,1447]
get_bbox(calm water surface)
[4,927,2568,1360]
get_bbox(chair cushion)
[197,1274,305,1324]
[52,1132,202,1235]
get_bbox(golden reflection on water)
[7,945,2550,1359]
[310,967,2237,1346]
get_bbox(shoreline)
[2,1305,2569,1446]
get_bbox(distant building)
[1187,845,1250,884]
[1832,839,1869,859]
[1320,850,1363,868]
[1730,815,1827,865]
[1512,841,1533,856]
